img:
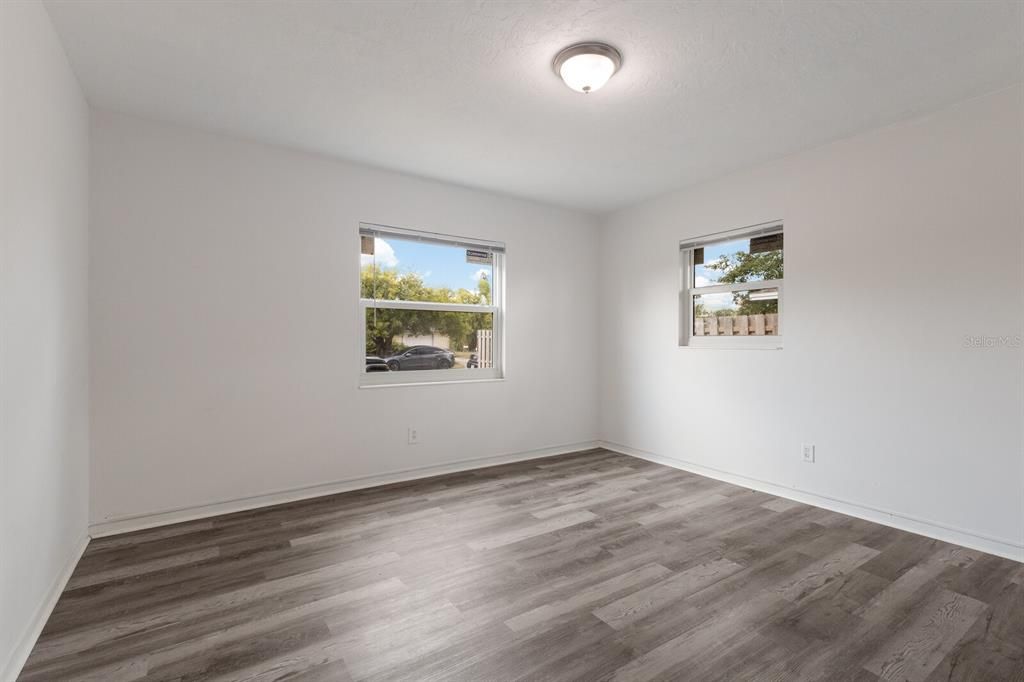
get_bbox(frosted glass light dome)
[553,43,622,94]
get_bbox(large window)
[359,223,504,385]
[680,222,783,348]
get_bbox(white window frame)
[358,222,505,387]
[680,221,784,350]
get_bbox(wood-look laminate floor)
[19,449,1024,682]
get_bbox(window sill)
[681,339,782,350]
[360,373,505,389]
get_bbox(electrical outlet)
[802,443,815,463]
[408,427,419,445]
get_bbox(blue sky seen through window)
[362,237,492,294]
[693,236,782,312]
[694,237,748,287]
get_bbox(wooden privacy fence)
[476,329,493,368]
[694,313,778,336]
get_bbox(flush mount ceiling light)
[552,42,622,94]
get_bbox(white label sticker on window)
[466,249,493,265]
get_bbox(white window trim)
[679,221,784,350]
[361,299,498,314]
[358,224,506,387]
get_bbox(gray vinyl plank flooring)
[18,448,1024,681]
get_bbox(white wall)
[0,0,91,678]
[600,86,1024,561]
[89,111,600,528]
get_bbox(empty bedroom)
[1,0,1022,680]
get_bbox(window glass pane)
[693,234,783,288]
[365,308,495,372]
[362,236,492,305]
[692,288,779,336]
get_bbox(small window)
[360,223,504,385]
[680,222,783,348]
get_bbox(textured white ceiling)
[44,0,1023,213]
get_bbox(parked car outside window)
[384,346,455,371]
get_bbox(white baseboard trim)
[90,441,602,538]
[600,440,1024,564]
[3,534,90,682]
